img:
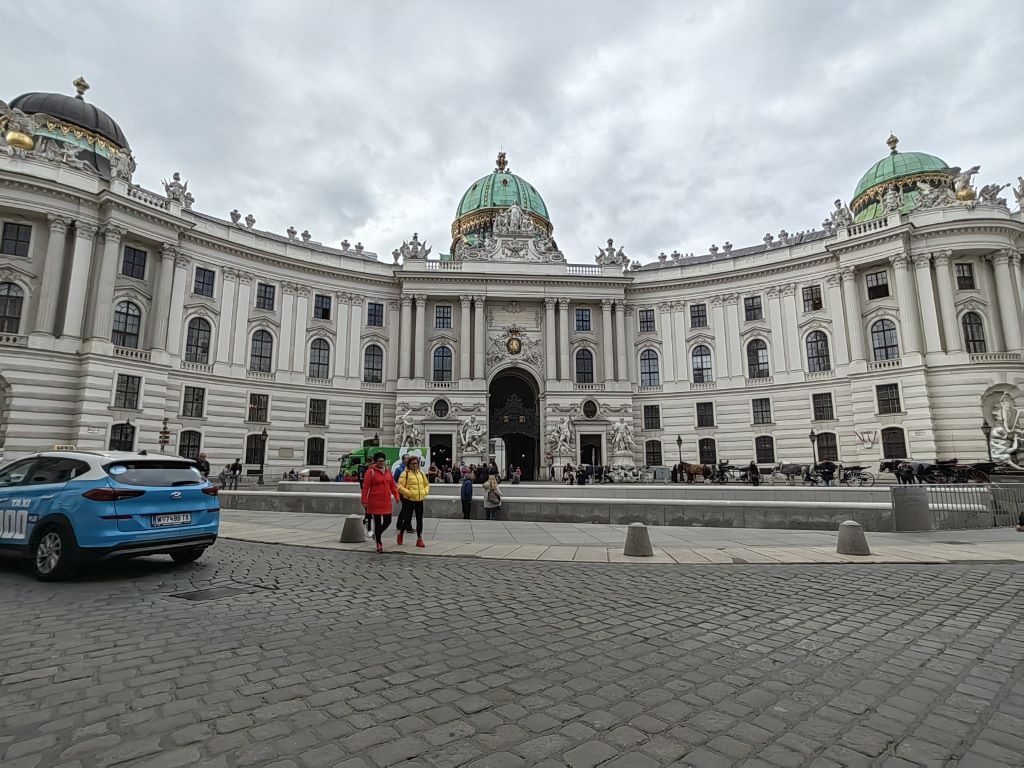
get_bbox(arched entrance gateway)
[488,369,540,480]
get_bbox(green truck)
[339,445,429,480]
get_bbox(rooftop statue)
[882,184,903,212]
[493,203,535,236]
[914,180,956,209]
[828,199,854,230]
[950,165,980,200]
[393,232,431,263]
[109,147,136,181]
[162,171,188,202]
[1014,177,1024,210]
[0,99,52,153]
[978,183,1009,207]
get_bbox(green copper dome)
[851,135,951,222]
[853,151,948,200]
[455,153,549,222]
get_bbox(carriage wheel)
[924,469,945,484]
[848,474,862,487]
[859,472,875,487]
[966,468,989,484]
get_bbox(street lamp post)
[258,427,268,485]
[676,434,683,464]
[809,429,818,465]
[981,420,992,463]
[158,417,169,454]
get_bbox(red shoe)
[376,542,383,553]
[397,532,404,546]
[416,538,425,548]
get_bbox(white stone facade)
[1,146,1023,479]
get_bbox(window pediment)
[739,324,771,341]
[686,333,715,348]
[0,263,36,285]
[114,285,151,305]
[797,316,832,333]
[361,329,388,344]
[954,296,991,312]
[247,315,280,330]
[184,302,220,318]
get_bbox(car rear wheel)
[170,547,207,564]
[31,525,76,581]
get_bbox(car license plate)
[152,513,192,527]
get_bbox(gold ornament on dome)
[4,130,34,150]
[956,187,977,201]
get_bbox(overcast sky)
[3,1,1021,263]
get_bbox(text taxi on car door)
[0,449,220,580]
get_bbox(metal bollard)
[836,519,871,555]
[623,522,654,557]
[339,514,367,543]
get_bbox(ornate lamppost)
[258,427,268,485]
[676,434,683,464]
[981,420,992,463]
[809,429,818,465]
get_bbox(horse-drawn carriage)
[879,458,992,484]
[770,462,875,486]
[677,460,761,485]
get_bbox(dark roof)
[9,92,129,148]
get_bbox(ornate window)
[108,422,135,452]
[249,330,274,372]
[433,399,450,418]
[955,263,976,290]
[112,301,141,348]
[0,282,24,333]
[178,430,201,461]
[306,437,326,466]
[363,344,384,383]
[639,349,660,386]
[816,432,839,462]
[746,339,769,379]
[866,270,889,300]
[245,433,267,465]
[121,246,147,279]
[575,308,591,332]
[871,319,899,361]
[644,440,662,466]
[433,346,453,381]
[309,338,331,379]
[962,312,986,353]
[435,305,452,329]
[754,435,775,464]
[691,345,713,383]
[698,438,717,464]
[881,427,907,459]
[575,349,594,384]
[185,317,211,363]
[805,330,831,372]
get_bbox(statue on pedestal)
[459,415,486,455]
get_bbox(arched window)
[881,427,907,459]
[178,430,202,461]
[184,317,211,364]
[746,339,770,379]
[805,331,831,372]
[691,345,713,383]
[308,339,331,379]
[433,346,453,381]
[363,344,384,383]
[754,435,775,464]
[249,330,274,372]
[816,432,839,462]
[575,349,594,384]
[108,422,135,452]
[306,437,325,466]
[698,438,717,465]
[245,432,267,465]
[639,349,660,386]
[112,301,141,349]
[871,319,900,361]
[0,282,24,334]
[644,440,662,466]
[962,312,986,353]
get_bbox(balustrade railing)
[426,380,457,389]
[114,346,152,362]
[126,185,171,210]
[867,358,902,371]
[566,264,602,276]
[573,382,606,391]
[0,333,28,347]
[969,352,1021,363]
[246,369,275,380]
[181,361,213,374]
[846,216,889,237]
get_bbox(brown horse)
[678,462,713,483]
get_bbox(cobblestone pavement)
[1,542,1022,768]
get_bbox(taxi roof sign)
[52,444,77,451]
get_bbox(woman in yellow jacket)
[397,454,430,547]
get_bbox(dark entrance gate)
[489,370,540,480]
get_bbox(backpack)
[486,487,500,505]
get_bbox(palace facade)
[1,80,1023,479]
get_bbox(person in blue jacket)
[459,467,474,519]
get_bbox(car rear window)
[104,460,204,487]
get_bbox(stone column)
[387,299,401,382]
[90,225,125,339]
[62,223,98,338]
[992,249,1022,352]
[460,295,473,380]
[166,254,191,356]
[1011,252,1024,345]
[781,284,801,372]
[615,300,628,382]
[840,267,866,362]
[348,296,363,377]
[624,303,638,383]
[671,302,686,381]
[710,296,729,377]
[766,286,787,372]
[413,294,427,380]
[216,268,237,363]
[890,254,921,354]
[601,298,614,383]
[658,302,675,382]
[399,295,413,379]
[912,254,942,354]
[825,273,850,365]
[723,294,741,377]
[544,297,557,381]
[473,295,486,380]
[334,293,350,378]
[557,298,570,381]
[293,287,310,372]
[148,243,176,349]
[931,251,961,353]
[278,283,296,371]
[33,215,71,335]
[230,274,251,365]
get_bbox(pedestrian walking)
[397,455,430,548]
[217,464,230,489]
[360,452,400,553]
[358,462,372,533]
[394,454,409,483]
[460,467,474,519]
[229,458,242,490]
[483,474,502,521]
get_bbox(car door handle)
[40,495,55,500]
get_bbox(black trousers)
[372,514,392,544]
[461,500,471,519]
[399,500,424,536]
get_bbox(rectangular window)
[363,402,381,429]
[308,398,327,426]
[255,283,276,311]
[643,405,661,430]
[645,441,663,466]
[193,267,215,297]
[752,397,772,425]
[876,384,901,415]
[113,374,141,410]
[690,303,708,328]
[182,386,205,418]
[744,296,763,321]
[866,270,889,300]
[638,308,656,333]
[313,294,332,320]
[435,305,452,329]
[121,246,147,280]
[366,302,384,327]
[306,438,325,466]
[0,222,32,258]
[248,393,269,423]
[955,263,976,290]
[696,402,715,428]
[812,392,835,421]
[816,433,839,462]
[755,436,775,464]
[802,285,823,312]
[575,308,592,332]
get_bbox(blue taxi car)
[0,450,220,580]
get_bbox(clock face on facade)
[506,337,522,355]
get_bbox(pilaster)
[32,215,71,336]
[90,225,126,340]
[62,223,98,338]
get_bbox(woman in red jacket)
[360,452,400,553]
